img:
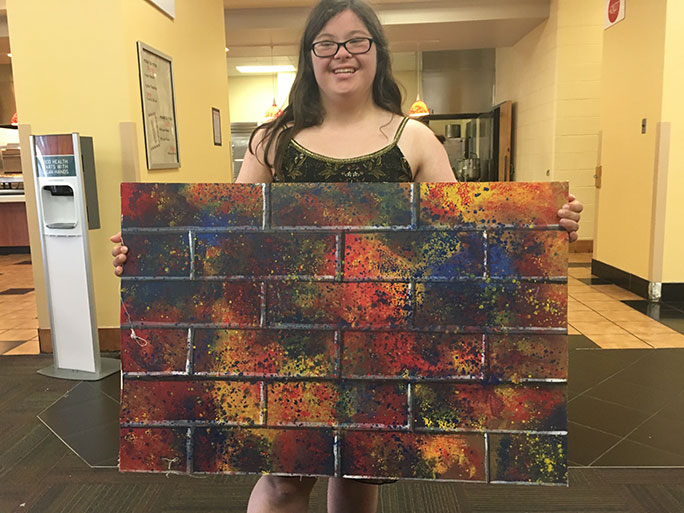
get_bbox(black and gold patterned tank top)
[276,117,413,183]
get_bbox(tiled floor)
[567,252,684,348]
[3,251,683,355]
[0,253,40,356]
[2,251,684,471]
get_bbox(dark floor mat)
[0,288,35,295]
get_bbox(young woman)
[112,1,582,511]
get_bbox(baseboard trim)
[0,246,31,255]
[570,240,593,253]
[662,283,684,302]
[591,259,649,299]
[591,259,684,301]
[39,328,121,354]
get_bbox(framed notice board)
[137,41,180,170]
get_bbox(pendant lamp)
[264,100,283,122]
[409,49,429,118]
[264,44,284,123]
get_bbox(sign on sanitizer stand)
[30,133,120,380]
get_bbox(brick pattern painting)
[119,182,569,485]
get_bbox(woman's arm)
[401,118,583,238]
[399,119,456,183]
[235,127,274,184]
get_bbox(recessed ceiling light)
[225,48,230,52]
[7,53,11,58]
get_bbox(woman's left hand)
[558,193,583,242]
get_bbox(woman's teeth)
[333,68,356,74]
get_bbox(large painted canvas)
[119,182,568,485]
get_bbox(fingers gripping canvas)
[119,182,569,485]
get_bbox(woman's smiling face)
[310,9,377,102]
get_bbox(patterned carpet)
[1,355,683,513]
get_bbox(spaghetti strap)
[392,117,411,144]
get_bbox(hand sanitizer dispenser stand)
[30,133,119,380]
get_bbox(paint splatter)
[119,182,568,485]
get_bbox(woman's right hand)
[110,232,128,276]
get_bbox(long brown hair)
[248,0,404,179]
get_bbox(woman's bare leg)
[247,475,317,513]
[327,478,379,513]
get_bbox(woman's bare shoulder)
[401,118,439,140]
[236,124,282,183]
[398,118,455,182]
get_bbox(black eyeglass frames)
[311,37,374,58]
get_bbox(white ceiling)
[0,1,551,72]
[224,0,550,73]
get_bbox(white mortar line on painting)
[185,328,193,374]
[188,230,195,279]
[120,275,567,283]
[262,183,270,230]
[407,383,414,431]
[260,282,267,328]
[410,182,419,228]
[186,427,194,473]
[484,432,490,482]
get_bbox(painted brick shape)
[120,328,189,373]
[192,329,336,378]
[487,334,568,381]
[195,232,337,277]
[344,231,485,280]
[120,181,569,485]
[415,282,567,328]
[121,233,191,277]
[413,383,566,431]
[340,431,486,480]
[193,427,335,475]
[271,183,412,227]
[341,331,483,379]
[121,183,263,228]
[488,230,568,278]
[120,427,188,472]
[121,379,262,424]
[489,433,568,484]
[268,282,412,327]
[121,281,261,325]
[267,381,408,428]
[420,182,568,227]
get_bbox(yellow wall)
[229,74,286,123]
[395,69,418,116]
[8,0,232,333]
[494,0,558,184]
[121,1,233,183]
[596,0,667,280]
[227,69,417,123]
[495,0,603,240]
[553,0,603,240]
[660,0,684,282]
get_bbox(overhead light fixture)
[409,48,430,118]
[225,47,230,53]
[263,44,285,123]
[409,99,429,118]
[7,53,11,58]
[236,65,295,74]
[264,100,283,123]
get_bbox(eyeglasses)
[311,37,374,58]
